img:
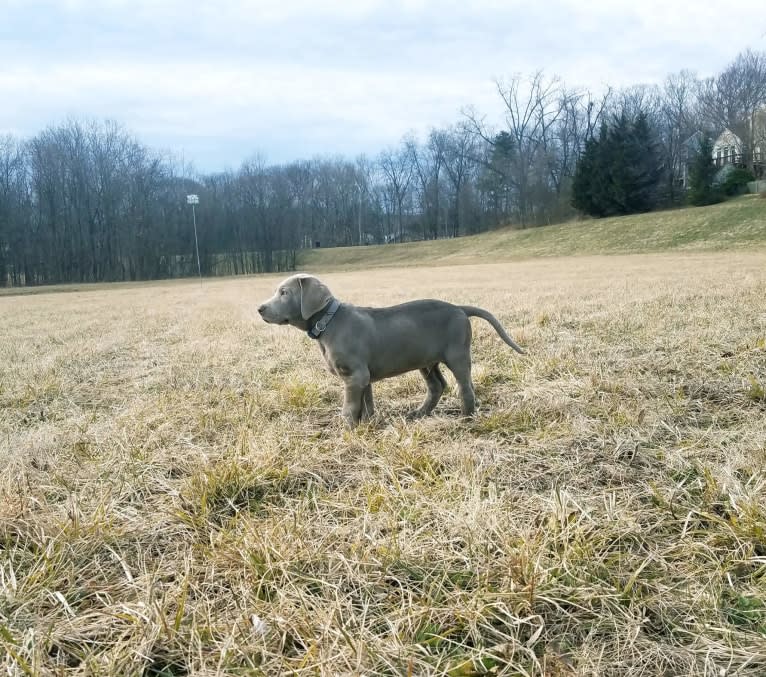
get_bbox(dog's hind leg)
[408,364,447,418]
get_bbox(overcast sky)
[2,0,765,172]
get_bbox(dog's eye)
[279,289,287,296]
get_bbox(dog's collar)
[307,299,341,339]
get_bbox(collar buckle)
[307,299,340,339]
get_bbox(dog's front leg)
[341,368,370,427]
[361,385,374,421]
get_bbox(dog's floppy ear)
[299,276,333,320]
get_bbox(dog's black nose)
[257,305,266,314]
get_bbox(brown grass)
[2,252,766,675]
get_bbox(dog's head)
[258,274,333,328]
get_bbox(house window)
[723,147,729,163]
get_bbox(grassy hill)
[299,195,766,270]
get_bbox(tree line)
[1,49,764,287]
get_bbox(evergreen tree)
[605,113,632,215]
[623,112,663,213]
[571,136,598,215]
[572,123,610,216]
[687,137,722,206]
[572,113,664,217]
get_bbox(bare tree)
[536,87,611,221]
[378,145,413,241]
[406,131,447,240]
[466,72,570,226]
[657,70,702,201]
[0,135,27,285]
[355,154,377,244]
[440,124,477,237]
[699,49,766,171]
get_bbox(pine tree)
[687,137,722,206]
[572,123,611,216]
[572,113,664,217]
[572,135,600,215]
[626,113,663,212]
[606,113,631,215]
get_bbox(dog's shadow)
[304,402,477,435]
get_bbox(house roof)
[713,128,742,147]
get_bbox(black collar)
[307,299,341,339]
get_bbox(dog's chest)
[317,342,352,378]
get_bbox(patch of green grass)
[721,591,766,632]
[469,409,539,437]
[182,459,270,526]
[279,381,328,409]
[746,374,765,403]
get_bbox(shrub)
[720,167,755,196]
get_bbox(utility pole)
[358,183,363,245]
[186,194,201,280]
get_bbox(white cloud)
[1,0,765,169]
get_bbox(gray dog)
[258,274,524,426]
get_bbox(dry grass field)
[2,253,766,676]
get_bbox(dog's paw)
[406,408,435,420]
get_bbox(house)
[710,107,766,175]
[712,128,744,167]
[681,108,766,186]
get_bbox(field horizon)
[2,196,765,299]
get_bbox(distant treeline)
[1,49,764,287]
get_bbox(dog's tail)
[460,306,525,354]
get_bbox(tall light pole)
[357,183,363,246]
[186,194,201,280]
